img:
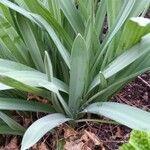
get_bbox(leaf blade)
[21,113,71,150]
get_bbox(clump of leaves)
[0,0,149,150]
[120,130,150,150]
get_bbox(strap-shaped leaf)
[0,97,55,113]
[23,0,72,49]
[83,102,150,131]
[0,124,23,135]
[60,0,84,34]
[40,82,72,117]
[0,111,25,132]
[92,0,136,72]
[21,113,71,150]
[89,33,150,91]
[106,0,123,28]
[17,15,44,72]
[0,71,68,93]
[44,51,53,82]
[69,34,88,114]
[0,16,30,64]
[0,58,35,72]
[0,0,71,68]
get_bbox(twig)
[138,76,150,88]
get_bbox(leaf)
[106,0,123,29]
[117,17,150,55]
[0,74,45,96]
[95,0,106,35]
[17,14,44,72]
[60,0,84,34]
[0,97,55,113]
[83,102,150,131]
[0,124,23,135]
[69,34,88,114]
[31,14,71,68]
[21,113,71,150]
[0,16,30,65]
[0,58,35,72]
[0,70,68,93]
[23,0,73,49]
[47,0,61,24]
[44,51,53,81]
[89,33,150,91]
[40,82,72,117]
[0,111,25,132]
[120,130,150,150]
[0,0,71,68]
[92,0,136,72]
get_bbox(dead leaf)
[63,124,77,139]
[27,93,48,104]
[116,127,122,137]
[38,143,48,150]
[84,130,101,145]
[64,141,84,150]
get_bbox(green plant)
[120,130,150,150]
[0,0,149,149]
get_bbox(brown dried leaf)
[63,124,77,139]
[64,141,84,150]
[38,143,48,150]
[84,130,101,145]
[27,93,48,104]
[82,144,92,150]
[116,127,122,137]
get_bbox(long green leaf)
[89,33,150,91]
[83,102,150,131]
[17,14,44,72]
[92,0,135,72]
[69,34,88,114]
[40,83,72,117]
[0,58,35,72]
[0,124,23,135]
[60,0,84,34]
[21,113,71,150]
[0,111,25,132]
[23,0,73,49]
[0,71,68,93]
[0,97,55,113]
[0,0,71,68]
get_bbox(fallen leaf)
[84,130,101,145]
[63,124,77,139]
[64,141,84,150]
[38,143,48,150]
